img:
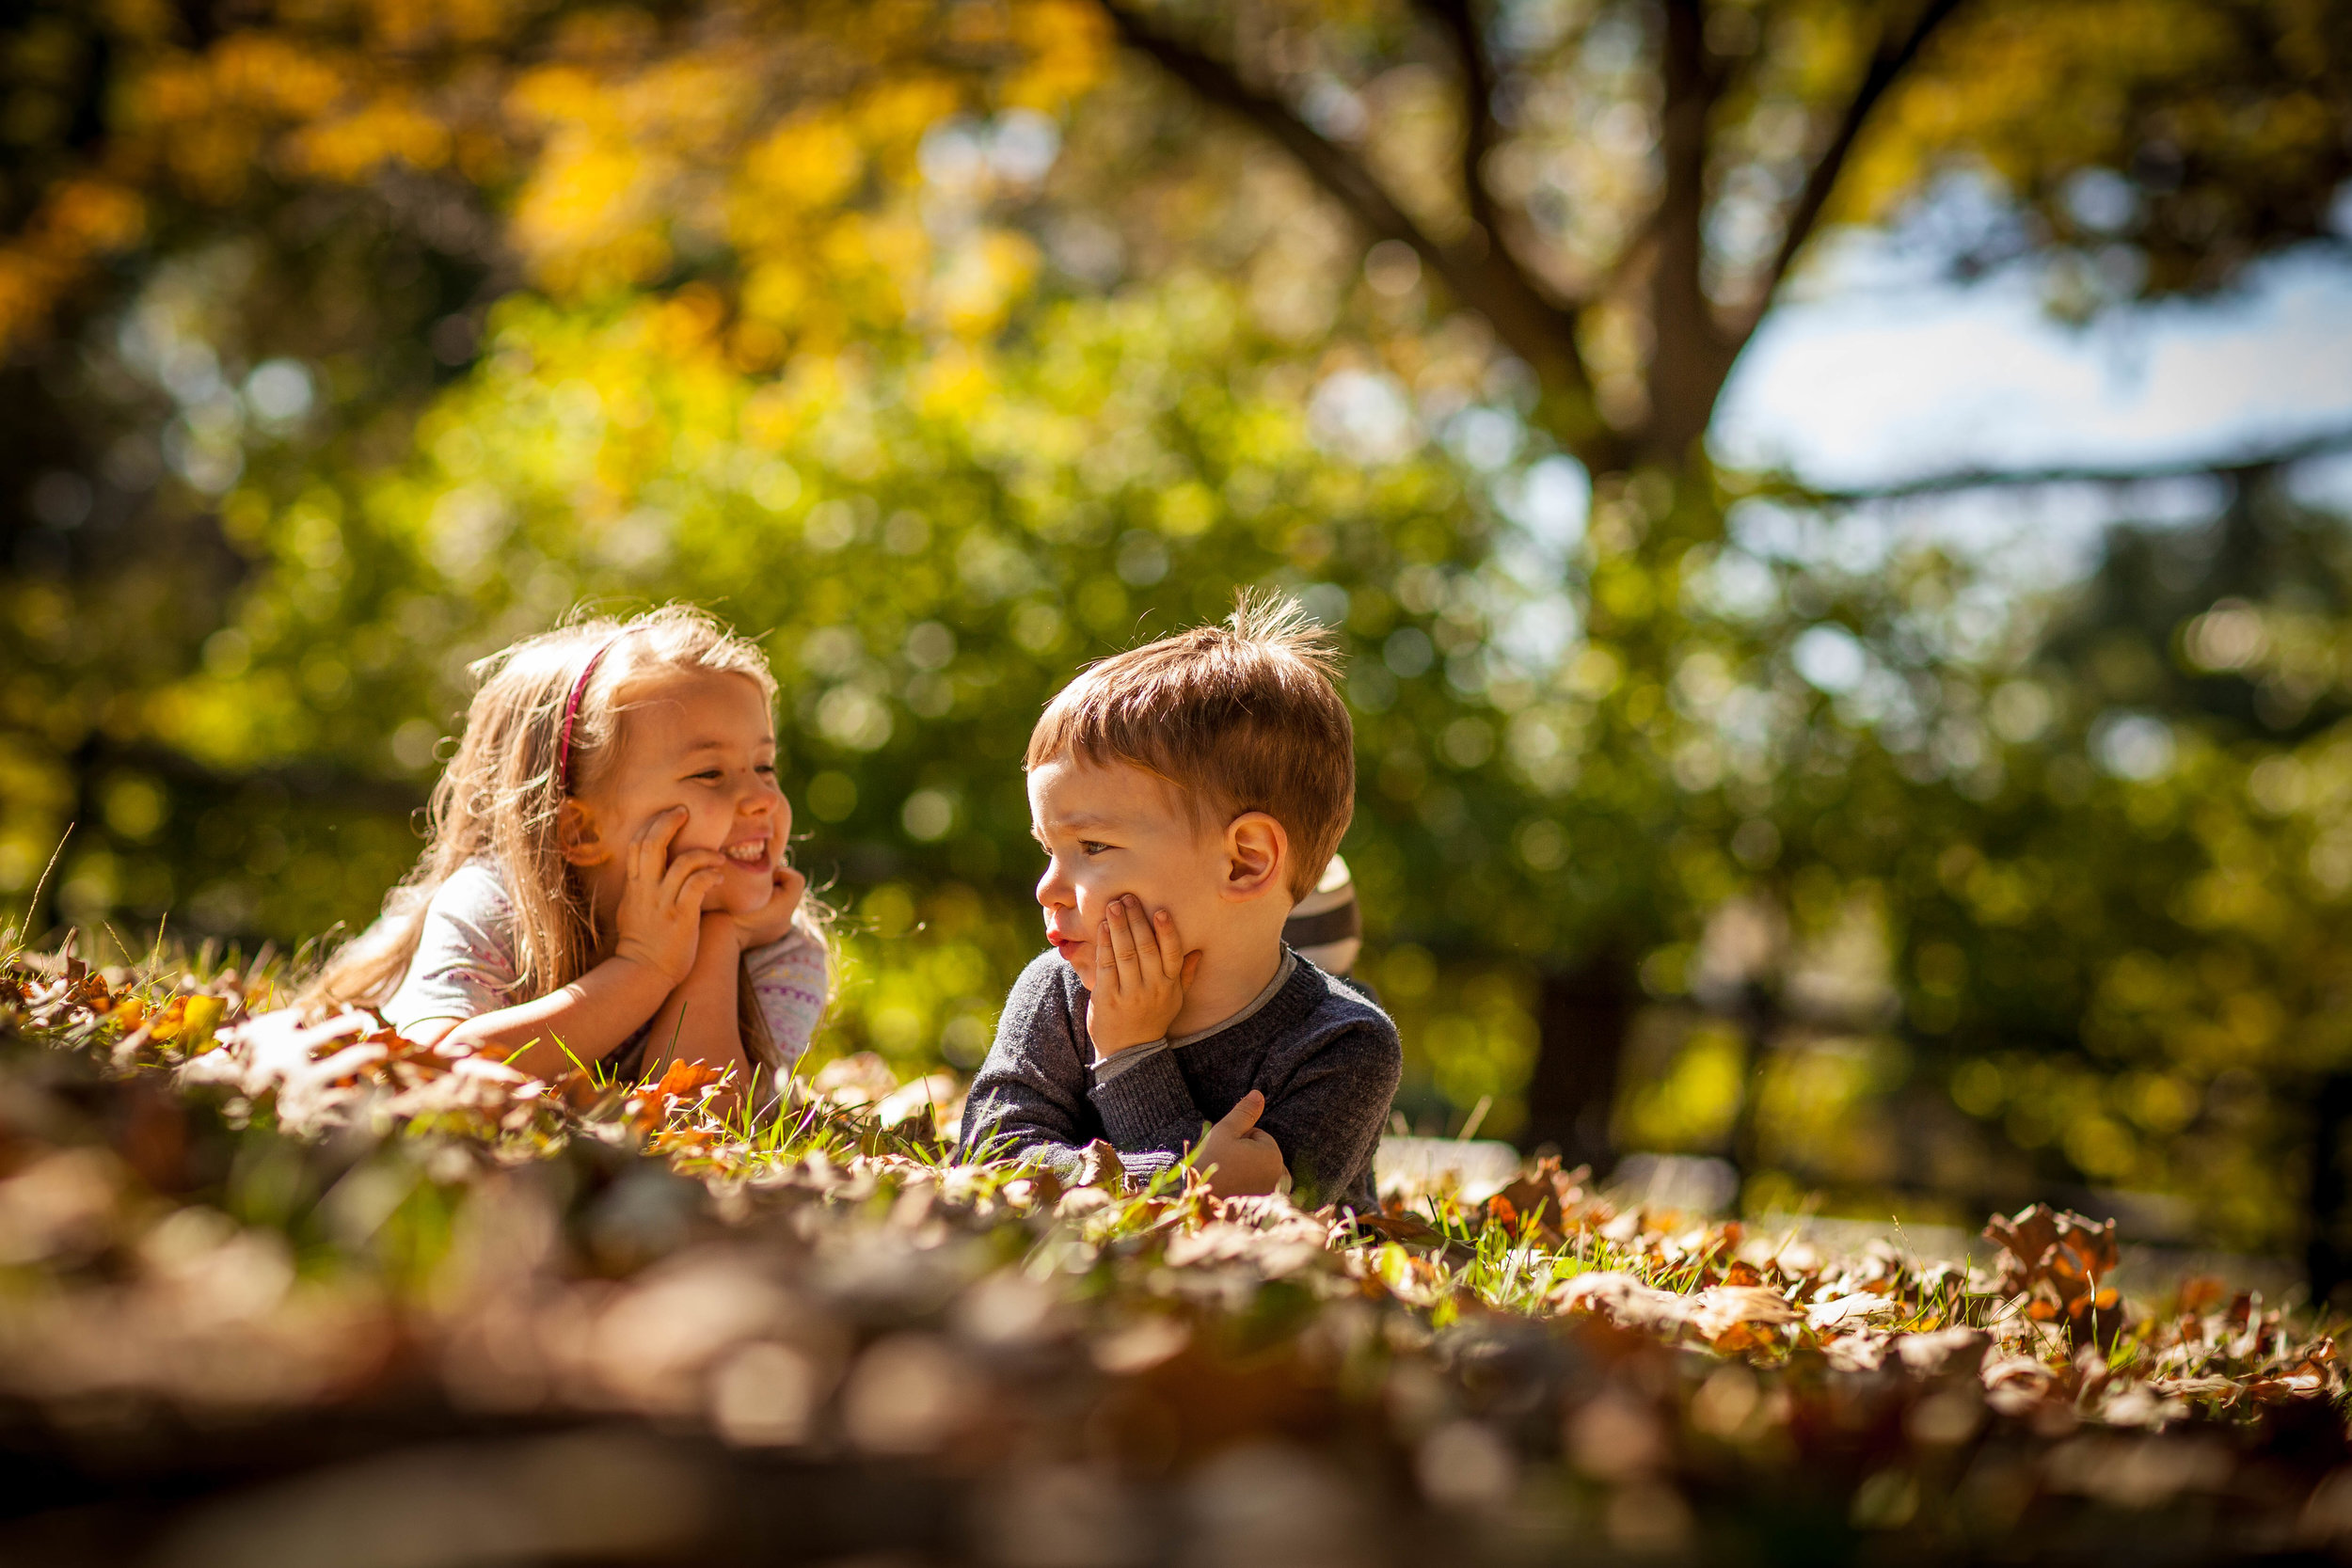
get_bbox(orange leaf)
[649,1057,723,1102]
[2178,1275,2228,1314]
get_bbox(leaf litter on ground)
[3,939,2351,1565]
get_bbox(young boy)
[956,594,1402,1209]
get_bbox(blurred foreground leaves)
[8,947,2352,1564]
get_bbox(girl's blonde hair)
[306,605,798,1031]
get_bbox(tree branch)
[1099,1,1600,418]
[1639,0,1739,461]
[1416,0,1502,238]
[1753,0,1970,316]
[1104,5,1422,253]
[1797,425,2352,504]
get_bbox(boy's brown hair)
[1025,591,1355,899]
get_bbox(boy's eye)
[1079,841,1110,856]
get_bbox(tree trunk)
[1641,0,1736,466]
[1521,951,1637,1175]
[32,733,103,943]
[2309,1073,2352,1307]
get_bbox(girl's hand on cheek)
[730,862,806,949]
[612,806,726,987]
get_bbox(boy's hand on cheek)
[1197,1089,1287,1197]
[1085,895,1200,1057]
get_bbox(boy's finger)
[1212,1088,1265,1138]
[1104,900,1144,986]
[1149,907,1186,980]
[1095,923,1120,996]
[1180,950,1201,989]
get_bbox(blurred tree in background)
[4,0,2350,1255]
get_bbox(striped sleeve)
[741,922,829,1079]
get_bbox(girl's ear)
[557,798,612,866]
[1221,812,1290,903]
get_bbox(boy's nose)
[1035,862,1071,909]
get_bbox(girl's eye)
[689,769,723,783]
[755,763,777,777]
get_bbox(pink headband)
[556,634,626,794]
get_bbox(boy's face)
[1028,754,1229,976]
[574,669,797,918]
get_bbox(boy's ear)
[557,798,612,866]
[1220,812,1290,903]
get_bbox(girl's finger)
[670,867,723,918]
[648,804,689,859]
[660,847,725,908]
[633,803,684,847]
[628,806,685,883]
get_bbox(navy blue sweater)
[956,947,1402,1211]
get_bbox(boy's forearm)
[443,956,674,1072]
[1251,1041,1400,1208]
[958,1108,1180,1188]
[1087,1046,1209,1158]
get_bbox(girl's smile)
[566,669,794,922]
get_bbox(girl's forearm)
[442,955,674,1075]
[643,916,753,1113]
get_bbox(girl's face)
[569,668,794,919]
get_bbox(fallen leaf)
[1808,1292,1905,1333]
[1687,1286,1798,1340]
[1549,1272,1690,1333]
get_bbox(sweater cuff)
[1090,1037,1170,1085]
[1088,1046,1204,1151]
[1118,1150,1178,1186]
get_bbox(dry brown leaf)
[1550,1272,1690,1333]
[1983,1204,2122,1338]
[1686,1286,1799,1340]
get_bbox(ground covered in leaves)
[4,949,2352,1566]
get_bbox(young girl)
[306,606,828,1111]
